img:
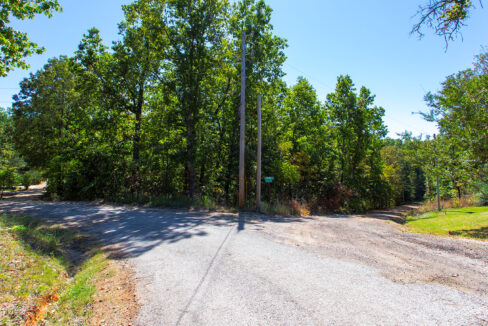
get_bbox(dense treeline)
[422,51,488,204]
[2,0,487,212]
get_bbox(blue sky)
[1,0,487,138]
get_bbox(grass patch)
[0,214,109,325]
[405,206,488,240]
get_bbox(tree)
[425,51,488,164]
[110,16,164,185]
[279,77,329,199]
[0,0,62,76]
[7,0,425,212]
[412,0,483,44]
[326,75,388,211]
[124,0,228,197]
[0,108,25,196]
[12,56,75,169]
[420,50,488,200]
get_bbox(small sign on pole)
[264,177,273,202]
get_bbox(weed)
[0,214,109,325]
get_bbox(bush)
[0,168,16,191]
[344,196,368,213]
[21,172,32,190]
[475,181,488,206]
[262,200,310,217]
[316,182,353,211]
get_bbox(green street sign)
[264,176,274,183]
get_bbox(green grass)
[405,206,488,240]
[0,214,108,325]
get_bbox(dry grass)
[415,195,478,215]
[262,200,310,217]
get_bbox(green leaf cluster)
[0,0,62,76]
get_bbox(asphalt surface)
[1,196,488,325]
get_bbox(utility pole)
[434,134,441,211]
[239,31,246,208]
[256,94,262,211]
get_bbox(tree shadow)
[234,211,311,232]
[355,204,420,224]
[449,227,488,240]
[1,215,101,277]
[0,199,280,261]
[0,195,315,262]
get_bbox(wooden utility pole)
[434,134,441,211]
[256,94,262,211]
[239,31,246,208]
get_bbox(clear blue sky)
[1,0,487,138]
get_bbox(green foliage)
[14,0,478,214]
[381,133,427,206]
[0,108,28,194]
[325,75,388,211]
[475,180,488,206]
[416,50,488,204]
[0,0,62,76]
[0,168,16,191]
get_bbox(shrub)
[475,181,488,206]
[0,168,16,191]
[21,172,32,190]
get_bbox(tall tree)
[112,16,164,171]
[327,75,387,211]
[11,56,75,169]
[279,77,328,199]
[124,0,228,197]
[425,50,488,165]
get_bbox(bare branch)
[411,0,482,48]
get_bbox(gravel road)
[1,195,488,325]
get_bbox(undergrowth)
[414,195,478,215]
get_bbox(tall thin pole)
[434,134,441,211]
[239,31,246,208]
[256,94,262,211]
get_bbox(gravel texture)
[1,195,487,325]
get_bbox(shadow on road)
[0,195,304,261]
[0,189,422,265]
[356,204,419,224]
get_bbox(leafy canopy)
[0,0,62,76]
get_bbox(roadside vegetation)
[0,214,109,325]
[405,207,488,240]
[0,0,486,214]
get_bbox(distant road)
[1,195,487,325]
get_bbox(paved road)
[1,197,488,325]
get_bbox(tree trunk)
[185,119,196,198]
[133,110,142,163]
[341,137,345,184]
[199,161,205,191]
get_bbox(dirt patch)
[257,208,488,296]
[90,257,138,326]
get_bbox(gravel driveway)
[1,195,487,325]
